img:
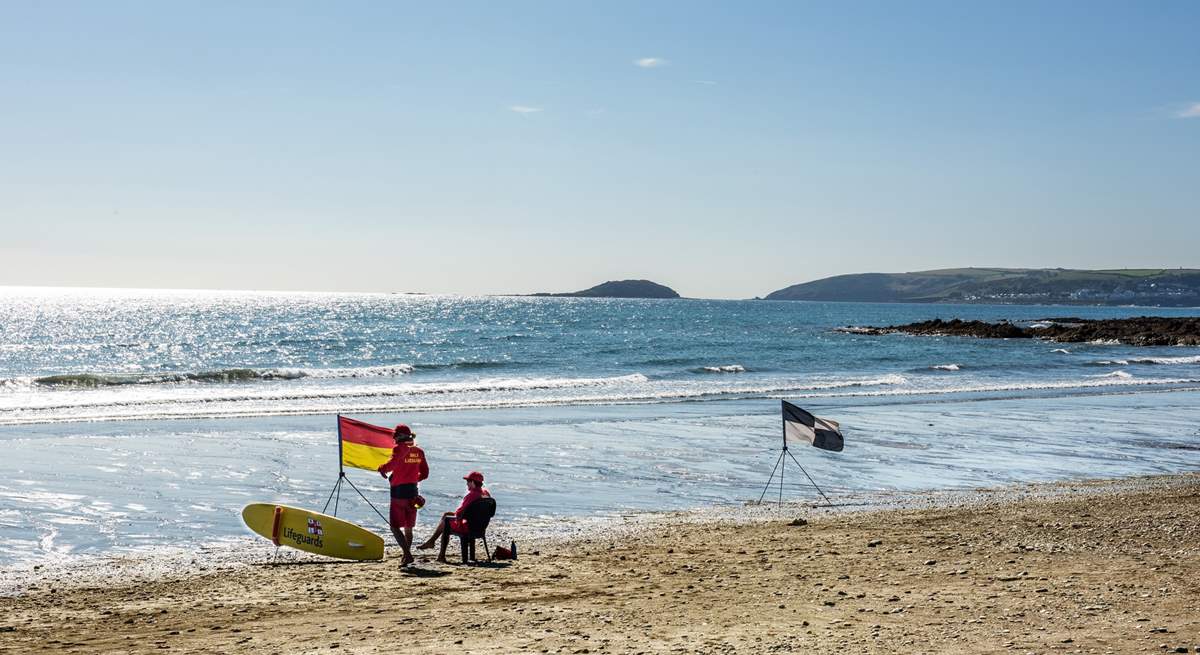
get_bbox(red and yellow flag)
[338,416,395,471]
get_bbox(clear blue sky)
[2,1,1197,298]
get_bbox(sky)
[1,1,1198,299]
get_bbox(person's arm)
[378,457,395,479]
[418,454,429,482]
[454,489,479,517]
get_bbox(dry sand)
[2,475,1198,654]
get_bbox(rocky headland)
[767,267,1200,306]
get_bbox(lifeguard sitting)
[417,470,490,563]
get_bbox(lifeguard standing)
[378,424,429,566]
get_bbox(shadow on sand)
[253,559,383,568]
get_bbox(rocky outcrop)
[1028,316,1200,346]
[842,316,1200,346]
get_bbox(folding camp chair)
[455,496,496,564]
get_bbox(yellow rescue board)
[241,503,385,561]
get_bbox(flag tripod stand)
[756,443,832,507]
[757,406,834,508]
[321,471,389,525]
[320,414,389,526]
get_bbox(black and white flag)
[782,401,844,452]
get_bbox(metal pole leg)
[757,450,786,504]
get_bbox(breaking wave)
[13,362,538,390]
[696,365,747,374]
[24,365,419,388]
[930,364,961,371]
[0,373,912,425]
[1092,355,1200,366]
[2,371,1198,426]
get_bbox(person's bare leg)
[401,527,415,565]
[419,513,453,550]
[437,516,452,563]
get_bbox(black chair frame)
[450,496,496,564]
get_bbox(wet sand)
[2,475,1198,654]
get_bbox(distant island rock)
[765,268,1200,306]
[841,316,1200,346]
[533,279,681,299]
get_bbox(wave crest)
[26,365,419,388]
[696,365,746,374]
[1093,355,1200,367]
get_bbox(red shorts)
[446,517,469,535]
[389,500,417,529]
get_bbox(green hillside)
[764,268,1200,306]
[533,279,681,299]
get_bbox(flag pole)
[756,450,785,504]
[772,400,836,508]
[779,407,786,508]
[322,414,347,516]
[337,414,345,479]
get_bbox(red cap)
[393,424,415,439]
[463,471,484,483]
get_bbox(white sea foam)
[1094,370,1133,379]
[1052,348,1071,354]
[930,364,961,371]
[278,364,416,379]
[1114,355,1200,366]
[699,365,746,373]
[0,373,909,425]
[1088,339,1121,346]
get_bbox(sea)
[2,287,1199,571]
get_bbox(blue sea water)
[1,287,1199,568]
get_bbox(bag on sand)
[492,540,518,560]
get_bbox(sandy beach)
[2,475,1198,654]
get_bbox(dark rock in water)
[788,518,808,526]
[840,318,1028,339]
[534,279,681,299]
[843,316,1200,347]
[1027,316,1200,346]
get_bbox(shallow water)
[1,289,1199,567]
[2,391,1199,568]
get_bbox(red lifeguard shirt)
[454,486,490,517]
[378,443,429,486]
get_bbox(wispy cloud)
[1175,102,1200,119]
[694,80,717,86]
[634,57,668,68]
[509,105,544,115]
